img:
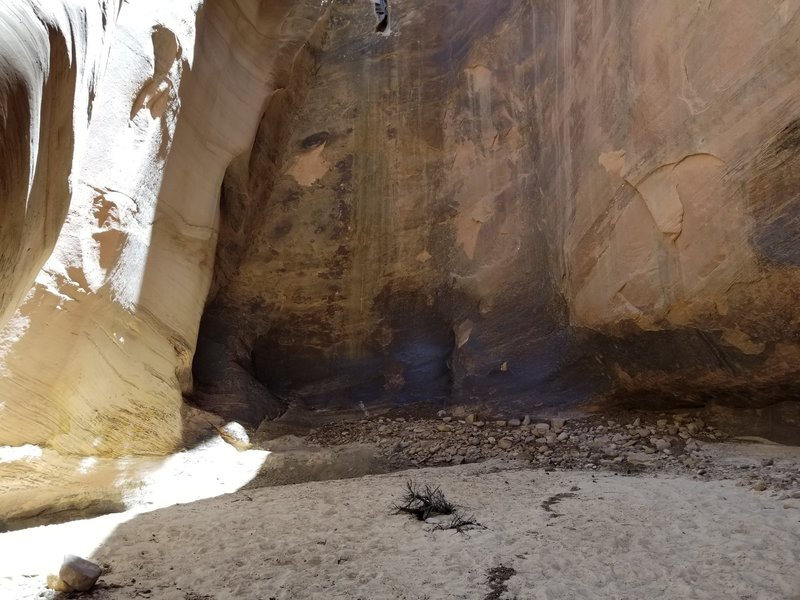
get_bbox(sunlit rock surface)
[0,0,327,457]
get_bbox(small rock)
[761,458,774,467]
[451,455,465,465]
[465,414,476,424]
[508,418,521,427]
[632,417,641,427]
[656,419,668,428]
[218,421,251,450]
[752,480,767,492]
[495,420,507,427]
[442,416,452,423]
[437,409,447,417]
[557,431,569,442]
[59,555,102,592]
[550,418,566,431]
[497,438,514,450]
[534,423,551,434]
[627,452,655,465]
[474,421,485,427]
[522,415,531,426]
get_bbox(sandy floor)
[2,459,799,600]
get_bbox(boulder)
[59,555,102,592]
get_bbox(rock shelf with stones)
[304,411,800,496]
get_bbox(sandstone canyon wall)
[0,0,799,461]
[0,0,327,456]
[195,0,800,426]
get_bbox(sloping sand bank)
[3,459,799,599]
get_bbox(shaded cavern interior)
[0,0,799,527]
[191,0,800,429]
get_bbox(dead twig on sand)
[393,480,482,532]
[434,512,483,533]
[393,481,455,520]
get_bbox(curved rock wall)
[0,0,120,329]
[0,0,326,455]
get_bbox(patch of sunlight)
[0,428,268,588]
[77,456,97,474]
[0,444,42,463]
[118,435,268,511]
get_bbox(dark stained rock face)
[192,0,800,425]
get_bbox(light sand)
[2,460,799,599]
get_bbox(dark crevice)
[374,0,389,32]
[188,10,334,429]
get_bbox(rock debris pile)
[306,411,800,495]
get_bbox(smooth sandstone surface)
[0,0,326,455]
[0,0,798,516]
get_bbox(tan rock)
[59,555,102,592]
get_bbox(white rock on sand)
[2,460,800,599]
